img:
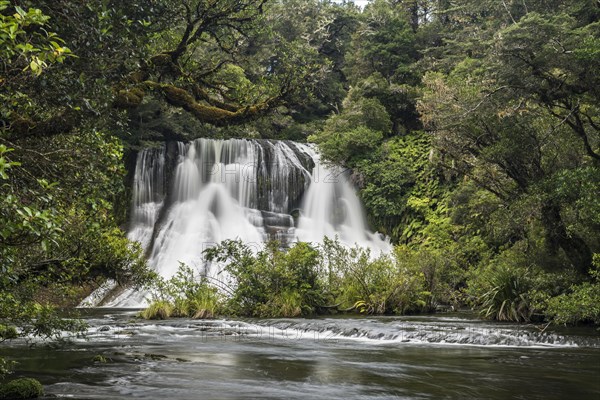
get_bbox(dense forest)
[1,0,599,370]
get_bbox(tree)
[311,0,437,242]
[0,1,152,357]
[419,3,600,275]
[107,0,328,126]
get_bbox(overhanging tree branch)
[144,81,276,125]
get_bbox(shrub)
[141,238,468,318]
[467,247,533,322]
[546,281,600,325]
[187,286,221,319]
[203,240,325,317]
[0,325,17,341]
[140,300,173,320]
[0,378,44,399]
[269,290,302,318]
[141,263,223,320]
[479,265,532,322]
[320,238,430,315]
[546,254,600,325]
[394,246,466,310]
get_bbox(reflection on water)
[1,311,599,400]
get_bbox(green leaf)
[14,6,26,18]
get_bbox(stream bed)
[1,310,599,399]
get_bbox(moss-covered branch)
[143,81,275,125]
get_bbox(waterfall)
[296,147,389,249]
[127,146,166,251]
[102,138,390,307]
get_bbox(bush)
[187,285,222,319]
[141,239,469,318]
[0,325,17,341]
[268,290,302,318]
[204,240,325,317]
[141,263,223,320]
[467,248,533,322]
[546,254,600,325]
[479,265,532,322]
[0,378,44,399]
[394,246,466,310]
[140,300,173,320]
[546,281,600,325]
[320,238,430,315]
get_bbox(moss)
[0,378,44,399]
[114,89,144,108]
[8,116,35,135]
[144,81,271,124]
[158,83,237,121]
[149,53,172,66]
[92,355,107,363]
[8,109,78,138]
[128,70,149,83]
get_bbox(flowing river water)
[1,310,599,399]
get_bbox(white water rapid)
[94,138,390,307]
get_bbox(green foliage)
[345,0,417,83]
[0,0,72,77]
[0,294,87,340]
[310,96,389,165]
[0,358,14,379]
[0,145,18,180]
[479,267,532,322]
[546,280,600,325]
[341,0,421,132]
[0,133,149,345]
[358,131,446,243]
[143,263,223,319]
[313,125,383,166]
[140,300,174,320]
[141,238,459,319]
[467,248,534,322]
[204,240,324,317]
[0,378,44,399]
[0,325,17,342]
[396,245,467,309]
[0,0,596,353]
[0,4,150,357]
[546,255,600,325]
[418,3,599,276]
[320,238,433,315]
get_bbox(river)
[1,311,599,399]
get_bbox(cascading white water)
[127,146,166,251]
[296,147,389,251]
[104,138,390,307]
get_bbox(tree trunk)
[541,201,593,276]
